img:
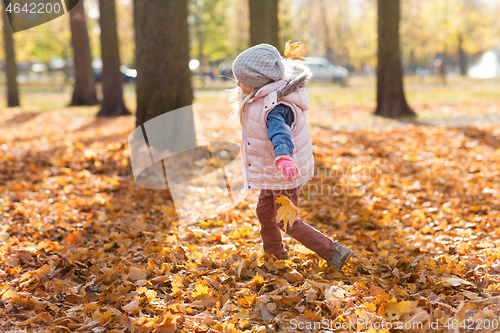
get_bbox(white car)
[303,57,348,86]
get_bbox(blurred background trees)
[2,0,498,78]
[0,0,499,118]
[188,0,230,84]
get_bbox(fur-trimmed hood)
[247,58,312,111]
[277,58,313,99]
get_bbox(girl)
[229,43,353,272]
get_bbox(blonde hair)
[228,85,258,130]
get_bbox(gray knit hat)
[232,44,285,88]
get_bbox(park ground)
[0,77,499,332]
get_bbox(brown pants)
[256,187,337,260]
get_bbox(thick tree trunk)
[2,5,19,107]
[97,0,130,117]
[458,34,467,76]
[134,0,195,150]
[249,0,279,49]
[69,0,98,106]
[374,0,415,118]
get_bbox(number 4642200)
[5,2,62,14]
[445,318,499,330]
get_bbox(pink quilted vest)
[240,75,315,190]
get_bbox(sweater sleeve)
[266,104,295,158]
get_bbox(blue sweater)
[266,104,294,158]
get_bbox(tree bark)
[2,3,19,107]
[374,0,416,118]
[458,34,467,76]
[249,0,279,49]
[97,0,130,117]
[69,0,98,106]
[134,0,195,151]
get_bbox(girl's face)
[237,80,253,95]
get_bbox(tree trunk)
[97,0,130,117]
[458,34,467,76]
[69,0,98,106]
[320,0,334,63]
[2,4,19,107]
[134,0,195,151]
[249,0,279,49]
[374,0,415,118]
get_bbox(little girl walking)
[230,43,353,272]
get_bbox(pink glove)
[275,156,298,182]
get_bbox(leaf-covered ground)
[1,95,500,333]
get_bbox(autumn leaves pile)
[0,106,499,332]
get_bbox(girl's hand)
[276,156,298,182]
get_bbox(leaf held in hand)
[276,195,298,231]
[284,40,307,61]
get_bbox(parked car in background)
[303,57,348,86]
[92,59,137,84]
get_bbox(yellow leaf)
[84,302,99,313]
[192,284,210,299]
[171,275,184,295]
[284,40,307,61]
[276,195,298,231]
[104,177,120,186]
[273,260,290,269]
[252,274,264,286]
[137,287,158,301]
[103,242,114,251]
[364,302,377,312]
[385,300,416,321]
